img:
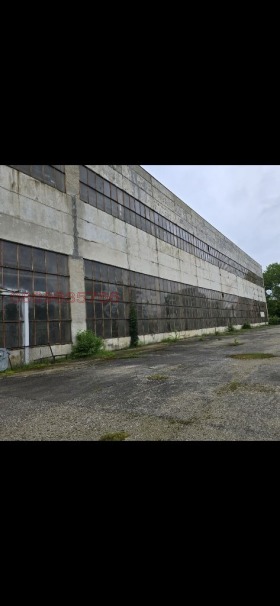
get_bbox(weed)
[162,334,179,343]
[229,338,244,347]
[242,323,251,329]
[147,374,168,381]
[99,431,129,441]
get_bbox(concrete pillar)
[68,256,87,342]
[65,165,80,196]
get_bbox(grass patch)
[242,323,252,329]
[99,431,129,441]
[161,336,179,344]
[169,417,197,426]
[217,381,243,394]
[217,381,275,395]
[147,374,169,381]
[0,357,69,376]
[228,353,276,360]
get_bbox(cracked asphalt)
[0,325,280,441]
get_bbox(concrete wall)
[0,164,267,360]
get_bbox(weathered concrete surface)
[0,326,279,441]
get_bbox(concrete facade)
[0,164,267,363]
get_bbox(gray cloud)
[142,165,280,271]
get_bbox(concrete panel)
[68,256,87,341]
[0,213,73,254]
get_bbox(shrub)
[242,322,251,329]
[268,316,280,325]
[71,330,103,358]
[129,304,139,347]
[227,324,236,332]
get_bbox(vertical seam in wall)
[72,195,79,258]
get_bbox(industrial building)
[0,165,268,365]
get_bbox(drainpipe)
[23,295,29,364]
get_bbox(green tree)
[263,263,280,320]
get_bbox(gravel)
[1,325,280,441]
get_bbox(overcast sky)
[142,165,280,272]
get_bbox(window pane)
[3,268,18,289]
[86,301,94,319]
[33,248,45,272]
[111,185,117,201]
[84,260,92,279]
[48,300,60,320]
[112,319,118,338]
[46,251,58,274]
[57,254,68,276]
[54,171,65,192]
[5,323,21,348]
[49,322,60,344]
[80,182,88,203]
[88,188,97,207]
[88,171,96,190]
[43,165,55,187]
[19,271,33,292]
[36,322,48,345]
[94,303,103,318]
[4,299,20,321]
[34,273,46,292]
[103,180,110,197]
[3,241,17,267]
[35,300,47,321]
[117,189,123,205]
[46,274,58,294]
[104,320,112,338]
[96,175,103,193]
[60,300,71,320]
[18,245,32,270]
[95,319,103,337]
[80,165,87,184]
[58,276,69,295]
[31,165,44,181]
[61,322,71,343]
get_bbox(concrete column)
[68,256,87,342]
[65,165,80,196]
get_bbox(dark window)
[9,165,65,192]
[0,239,71,349]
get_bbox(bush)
[227,324,236,332]
[71,330,103,358]
[268,316,280,325]
[129,304,139,348]
[242,323,251,329]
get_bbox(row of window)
[85,300,262,321]
[80,167,263,288]
[86,310,264,339]
[0,240,69,276]
[0,319,71,349]
[8,165,65,192]
[84,260,263,304]
[84,259,267,339]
